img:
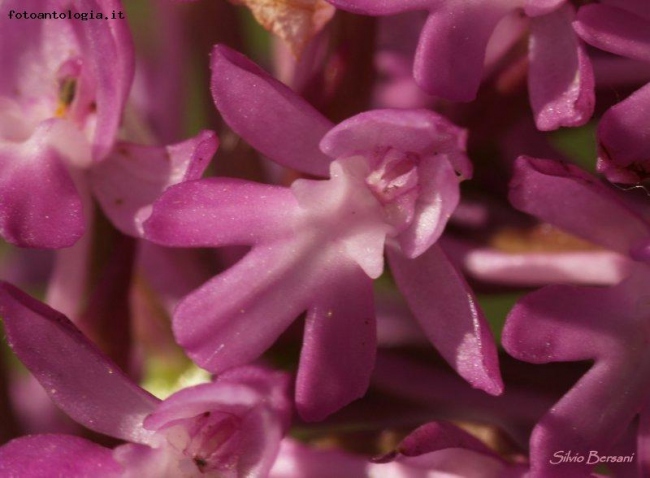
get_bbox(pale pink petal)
[121,367,291,477]
[0,282,159,443]
[387,244,503,395]
[91,130,217,236]
[574,4,650,63]
[296,262,376,421]
[319,109,471,179]
[529,5,595,130]
[397,155,460,258]
[144,178,299,247]
[0,435,121,477]
[210,44,333,177]
[465,249,632,287]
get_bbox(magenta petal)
[173,244,315,374]
[503,284,622,363]
[387,244,503,395]
[390,421,497,459]
[0,434,121,477]
[574,4,650,63]
[144,178,298,247]
[414,2,512,101]
[0,128,84,248]
[529,5,595,130]
[509,156,650,255]
[503,276,650,476]
[0,282,159,443]
[296,263,376,421]
[91,130,217,236]
[210,44,333,177]
[596,83,650,184]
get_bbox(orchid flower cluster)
[1,0,649,476]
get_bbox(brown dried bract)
[230,0,335,57]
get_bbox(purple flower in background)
[144,45,502,421]
[325,0,595,130]
[0,0,217,248]
[0,0,132,248]
[574,2,650,186]
[503,156,650,476]
[270,422,528,477]
[0,281,291,477]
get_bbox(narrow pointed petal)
[0,282,159,443]
[596,83,650,184]
[414,2,512,101]
[509,156,650,255]
[173,242,316,373]
[575,4,650,63]
[529,5,594,130]
[0,126,84,248]
[388,421,498,459]
[296,263,376,421]
[210,44,333,177]
[91,130,217,236]
[144,178,299,247]
[387,245,503,395]
[0,435,121,477]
